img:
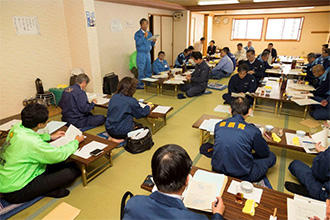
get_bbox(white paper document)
[152,106,171,114]
[227,180,263,203]
[127,128,144,138]
[147,34,159,41]
[214,105,230,113]
[163,79,184,84]
[139,102,147,108]
[73,141,108,159]
[0,119,21,131]
[287,196,326,220]
[37,121,67,134]
[311,129,328,147]
[291,98,320,106]
[86,92,110,105]
[141,78,158,82]
[50,125,82,147]
[199,119,222,135]
[290,84,315,91]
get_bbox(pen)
[264,132,271,139]
[273,208,277,217]
[214,199,219,207]
[302,141,316,145]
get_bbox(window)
[231,19,264,40]
[265,17,304,41]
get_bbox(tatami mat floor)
[11,76,318,219]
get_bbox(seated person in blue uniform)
[285,141,330,201]
[222,64,257,105]
[244,40,254,51]
[123,144,225,220]
[105,77,152,139]
[59,73,105,130]
[223,47,237,70]
[207,40,217,55]
[267,43,277,63]
[180,52,210,98]
[152,51,170,75]
[186,45,195,60]
[320,48,330,71]
[174,49,190,68]
[211,97,276,182]
[310,96,330,120]
[312,65,330,100]
[259,51,274,72]
[210,48,234,79]
[243,49,265,84]
[303,53,319,86]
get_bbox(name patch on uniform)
[219,122,245,130]
[65,88,73,93]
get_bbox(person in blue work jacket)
[211,97,276,182]
[320,48,330,71]
[258,50,274,72]
[123,144,225,220]
[210,48,234,79]
[223,47,237,70]
[244,40,254,51]
[134,18,156,88]
[243,49,265,84]
[285,141,330,201]
[303,53,320,86]
[312,65,330,100]
[105,77,152,139]
[59,73,105,130]
[152,51,170,75]
[174,49,190,68]
[310,95,330,120]
[222,64,257,105]
[179,52,210,98]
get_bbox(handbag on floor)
[124,127,154,154]
[120,191,134,220]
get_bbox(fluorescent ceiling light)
[253,0,287,2]
[198,0,239,5]
[298,7,315,9]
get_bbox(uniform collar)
[73,83,82,90]
[232,114,245,121]
[140,29,146,33]
[311,59,318,66]
[158,191,183,200]
[150,191,187,210]
[249,59,256,64]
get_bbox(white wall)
[191,12,204,45]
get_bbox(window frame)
[264,17,304,42]
[230,18,264,41]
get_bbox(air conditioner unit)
[173,12,183,21]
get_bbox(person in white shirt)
[193,37,205,53]
[234,43,246,65]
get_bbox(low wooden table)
[192,114,309,153]
[141,166,292,220]
[141,78,185,97]
[95,102,173,134]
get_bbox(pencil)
[273,208,277,217]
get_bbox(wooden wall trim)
[96,0,186,11]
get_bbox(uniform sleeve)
[27,139,79,164]
[177,54,184,65]
[311,147,330,182]
[74,91,95,114]
[164,60,170,70]
[254,62,265,79]
[249,76,258,93]
[212,59,225,72]
[134,32,147,47]
[228,77,235,94]
[130,99,150,119]
[252,129,270,158]
[192,65,210,83]
[153,62,160,74]
[211,213,224,220]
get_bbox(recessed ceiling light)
[298,7,315,9]
[198,0,239,5]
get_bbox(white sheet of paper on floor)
[0,119,21,131]
[127,128,144,138]
[152,106,171,114]
[50,125,82,147]
[73,141,108,159]
[42,202,80,220]
[227,180,263,203]
[183,170,227,212]
[142,78,158,82]
[37,121,67,134]
[287,196,326,220]
[214,105,230,113]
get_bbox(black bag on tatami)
[124,127,154,154]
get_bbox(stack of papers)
[0,119,21,131]
[290,84,315,91]
[231,92,254,98]
[152,106,171,114]
[73,141,108,159]
[37,121,67,134]
[214,105,230,113]
[163,79,184,84]
[227,180,263,203]
[142,78,158,82]
[291,98,320,106]
[199,119,222,135]
[183,170,228,212]
[287,194,326,220]
[50,125,82,147]
[86,92,110,105]
[152,74,168,79]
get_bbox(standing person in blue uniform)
[105,77,152,139]
[211,97,276,182]
[59,73,105,130]
[210,48,234,79]
[267,43,277,63]
[123,144,225,220]
[303,53,319,85]
[134,18,156,88]
[244,49,265,84]
[207,40,217,55]
[223,47,237,70]
[244,40,254,51]
[285,141,330,201]
[152,51,170,75]
[222,64,257,105]
[320,48,330,71]
[179,52,210,98]
[174,49,190,68]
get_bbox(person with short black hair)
[105,77,152,139]
[0,104,84,204]
[320,48,330,71]
[258,51,274,71]
[234,43,246,63]
[222,64,257,105]
[267,43,277,63]
[244,40,254,51]
[211,97,276,182]
[194,37,206,52]
[152,51,170,75]
[59,73,105,130]
[210,48,234,79]
[303,52,320,85]
[123,144,225,219]
[322,44,329,50]
[223,47,237,70]
[134,18,157,88]
[243,49,265,84]
[174,49,190,68]
[179,52,210,97]
[207,40,217,55]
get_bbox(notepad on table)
[50,125,82,147]
[142,78,158,82]
[152,106,171,114]
[287,195,326,220]
[199,119,222,135]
